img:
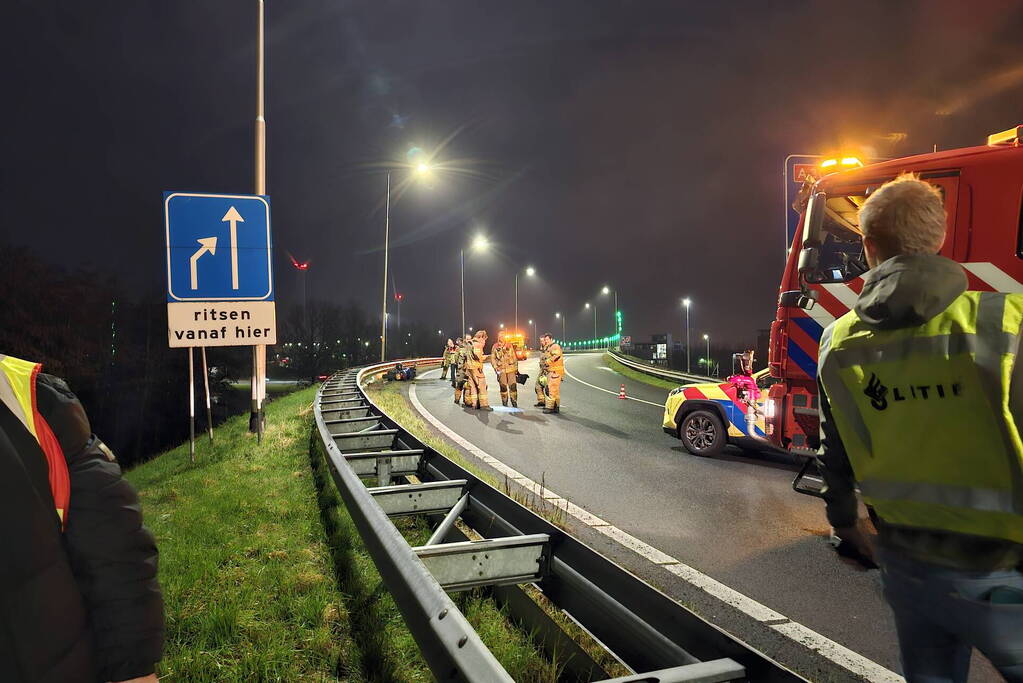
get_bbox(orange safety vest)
[0,355,70,528]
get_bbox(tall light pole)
[461,234,489,338]
[250,0,267,437]
[380,172,391,362]
[555,312,565,342]
[601,285,618,349]
[585,302,596,340]
[381,163,432,361]
[682,297,692,373]
[515,266,536,331]
[703,333,710,375]
[528,319,536,345]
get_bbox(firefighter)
[491,334,520,407]
[534,335,549,407]
[466,330,492,410]
[440,338,455,380]
[449,338,462,389]
[453,336,471,405]
[0,355,164,683]
[817,175,1023,679]
[540,333,563,414]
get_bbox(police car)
[662,369,775,457]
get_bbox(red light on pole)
[288,252,310,271]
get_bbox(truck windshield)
[816,193,868,282]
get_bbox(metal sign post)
[252,0,268,441]
[201,346,214,442]
[188,347,196,463]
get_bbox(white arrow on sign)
[189,236,218,290]
[222,206,244,290]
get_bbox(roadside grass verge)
[126,386,357,681]
[229,379,309,394]
[365,378,630,679]
[603,353,683,391]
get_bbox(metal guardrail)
[313,360,804,682]
[608,350,718,384]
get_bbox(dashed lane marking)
[408,367,902,683]
[562,357,665,408]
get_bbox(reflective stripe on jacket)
[0,355,70,527]
[819,291,1023,544]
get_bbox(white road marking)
[408,368,902,683]
[562,357,664,408]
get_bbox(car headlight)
[669,387,683,396]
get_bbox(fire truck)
[499,330,529,361]
[766,125,1023,473]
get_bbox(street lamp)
[381,161,433,362]
[555,312,565,343]
[682,298,692,373]
[515,266,536,330]
[585,302,596,339]
[703,333,710,376]
[461,234,489,338]
[601,285,618,349]
[528,319,536,345]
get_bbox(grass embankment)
[365,379,630,679]
[127,377,594,681]
[604,353,684,391]
[127,386,356,681]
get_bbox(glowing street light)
[555,312,565,343]
[703,333,710,374]
[600,284,618,349]
[381,156,437,362]
[682,298,692,373]
[585,302,596,338]
[461,234,490,337]
[515,265,537,330]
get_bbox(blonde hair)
[858,174,946,258]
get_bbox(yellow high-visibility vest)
[0,355,70,527]
[819,291,1023,543]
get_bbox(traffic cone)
[618,383,627,399]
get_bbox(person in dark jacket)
[0,361,164,683]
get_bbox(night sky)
[4,1,1023,346]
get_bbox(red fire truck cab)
[766,126,1023,463]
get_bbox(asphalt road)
[408,351,1001,680]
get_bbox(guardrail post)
[378,455,392,486]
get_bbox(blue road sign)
[164,192,273,302]
[784,155,821,252]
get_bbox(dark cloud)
[3,0,1022,346]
